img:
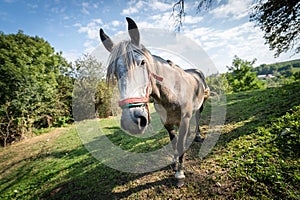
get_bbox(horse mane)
[106,40,153,83]
[166,59,182,70]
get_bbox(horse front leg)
[175,116,190,187]
[164,124,178,171]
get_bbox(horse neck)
[149,55,183,102]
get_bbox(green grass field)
[0,81,299,199]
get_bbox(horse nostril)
[137,116,147,128]
[133,109,148,129]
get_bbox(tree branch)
[172,0,185,32]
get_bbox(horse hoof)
[194,136,202,143]
[176,179,185,187]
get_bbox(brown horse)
[99,17,209,187]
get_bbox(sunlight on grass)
[0,81,299,199]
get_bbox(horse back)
[184,69,210,100]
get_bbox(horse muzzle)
[120,104,149,134]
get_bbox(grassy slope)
[253,59,300,74]
[0,81,299,199]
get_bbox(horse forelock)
[106,40,153,83]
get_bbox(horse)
[99,17,209,187]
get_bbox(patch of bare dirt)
[0,128,67,177]
[110,142,237,199]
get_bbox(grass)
[0,81,299,199]
[213,81,300,199]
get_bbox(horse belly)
[154,102,181,125]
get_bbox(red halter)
[118,72,163,122]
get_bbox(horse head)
[100,17,153,134]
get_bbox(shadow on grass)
[203,82,300,199]
[45,81,299,199]
[38,144,174,199]
[3,82,299,199]
[0,131,174,199]
[37,110,193,199]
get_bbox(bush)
[0,31,73,146]
[226,56,265,92]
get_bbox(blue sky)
[1,0,299,73]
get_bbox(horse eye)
[140,60,146,66]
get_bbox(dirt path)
[0,127,68,178]
[1,127,67,151]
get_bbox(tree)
[173,0,215,32]
[206,73,232,94]
[293,71,300,80]
[0,31,72,146]
[172,0,300,56]
[72,54,112,121]
[226,56,264,92]
[95,81,113,118]
[250,0,300,57]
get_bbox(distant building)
[257,74,275,79]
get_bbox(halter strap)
[118,72,163,107]
[119,97,149,107]
[151,73,163,82]
[118,72,163,123]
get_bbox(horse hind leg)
[195,105,204,142]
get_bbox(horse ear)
[126,17,140,47]
[99,28,114,52]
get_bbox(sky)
[1,0,299,73]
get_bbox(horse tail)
[197,70,210,100]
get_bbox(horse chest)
[154,101,182,125]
